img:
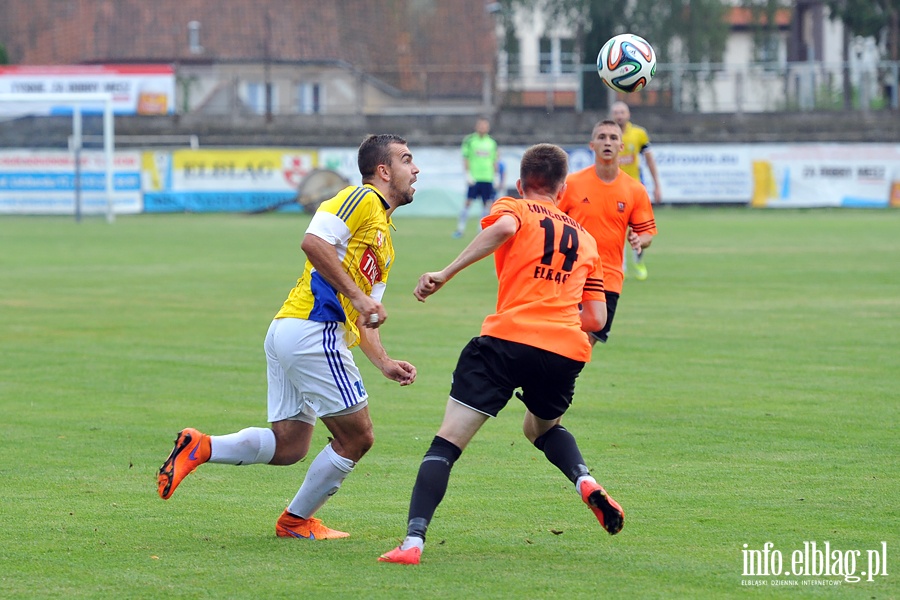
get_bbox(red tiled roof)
[0,0,496,71]
[728,6,792,28]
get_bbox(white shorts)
[265,318,368,425]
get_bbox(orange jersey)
[559,167,656,294]
[479,196,605,363]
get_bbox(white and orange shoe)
[275,510,349,540]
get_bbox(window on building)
[502,30,520,78]
[756,36,780,64]
[539,36,577,75]
[296,82,322,114]
[559,38,577,74]
[539,37,553,74]
[242,82,277,115]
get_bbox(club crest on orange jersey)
[617,201,625,212]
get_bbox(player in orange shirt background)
[611,101,661,281]
[560,119,657,345]
[379,143,624,566]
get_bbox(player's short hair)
[519,143,568,195]
[592,119,621,136]
[358,134,407,180]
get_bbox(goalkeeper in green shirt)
[454,117,500,238]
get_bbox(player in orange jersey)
[379,143,624,566]
[559,119,657,345]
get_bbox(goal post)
[0,92,116,223]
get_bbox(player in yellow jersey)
[158,134,419,541]
[380,143,624,566]
[611,101,661,280]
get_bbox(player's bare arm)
[301,232,387,327]
[645,150,662,203]
[627,229,642,251]
[627,229,654,252]
[356,324,417,385]
[414,215,518,302]
[580,299,607,333]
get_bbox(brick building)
[0,0,498,115]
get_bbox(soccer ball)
[596,33,657,94]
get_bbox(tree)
[826,0,900,60]
[581,2,621,109]
[662,1,730,63]
[606,0,729,111]
[827,0,897,39]
[742,0,785,63]
[827,0,899,108]
[0,43,9,65]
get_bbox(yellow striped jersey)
[619,122,651,182]
[275,184,395,347]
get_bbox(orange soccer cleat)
[275,510,350,540]
[580,480,625,535]
[378,546,422,565]
[157,428,211,500]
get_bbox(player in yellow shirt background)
[157,134,419,541]
[610,101,661,281]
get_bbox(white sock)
[208,427,276,465]
[575,475,597,494]
[288,443,355,519]
[400,535,424,551]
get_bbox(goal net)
[0,93,120,222]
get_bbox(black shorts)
[449,336,585,421]
[590,291,619,344]
[467,181,496,204]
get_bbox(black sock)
[533,425,590,484]
[406,436,462,541]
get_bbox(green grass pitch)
[0,209,897,599]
